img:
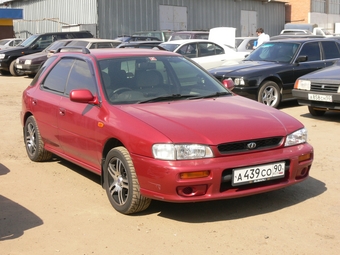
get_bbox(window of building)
[329,0,340,14]
[312,0,326,13]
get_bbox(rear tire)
[103,146,151,214]
[9,60,25,76]
[308,106,325,116]
[24,116,52,162]
[258,81,281,108]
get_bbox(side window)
[321,41,340,59]
[66,59,97,95]
[42,58,74,93]
[298,42,321,61]
[36,35,54,50]
[178,43,197,58]
[247,40,256,50]
[68,41,88,47]
[198,43,220,57]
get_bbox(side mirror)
[70,89,99,105]
[295,55,308,63]
[31,43,38,50]
[222,78,235,90]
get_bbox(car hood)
[18,51,47,60]
[209,61,283,76]
[118,95,302,144]
[302,64,340,83]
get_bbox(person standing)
[253,28,270,49]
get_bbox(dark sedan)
[15,39,73,77]
[292,60,340,116]
[209,38,340,108]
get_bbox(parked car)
[168,31,209,41]
[0,31,93,76]
[235,37,258,52]
[15,39,73,77]
[116,41,164,49]
[0,38,23,50]
[66,38,121,49]
[21,47,313,214]
[15,38,120,78]
[160,39,248,69]
[209,38,340,108]
[114,35,161,42]
[133,30,173,42]
[292,60,340,116]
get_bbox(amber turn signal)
[180,171,210,179]
[298,153,312,162]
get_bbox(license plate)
[16,65,23,69]
[232,161,285,186]
[308,93,332,102]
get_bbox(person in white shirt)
[253,28,270,49]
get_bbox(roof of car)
[56,48,181,59]
[172,31,209,34]
[161,39,218,44]
[67,38,121,43]
[265,37,339,43]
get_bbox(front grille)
[310,82,339,93]
[218,137,283,154]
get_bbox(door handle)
[59,108,65,116]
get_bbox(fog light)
[180,171,210,179]
[177,185,207,197]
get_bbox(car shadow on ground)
[300,111,340,123]
[0,195,44,241]
[51,156,326,222]
[278,100,299,109]
[142,176,326,222]
[0,164,43,241]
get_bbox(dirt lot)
[0,75,339,255]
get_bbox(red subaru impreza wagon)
[21,47,313,214]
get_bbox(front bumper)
[292,89,340,110]
[0,59,10,72]
[131,143,314,202]
[232,86,258,100]
[15,63,40,75]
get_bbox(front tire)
[103,147,151,214]
[9,60,25,76]
[24,116,52,162]
[258,81,281,108]
[308,106,325,116]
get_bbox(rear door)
[320,40,340,67]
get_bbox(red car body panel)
[21,49,313,205]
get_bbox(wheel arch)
[258,76,283,94]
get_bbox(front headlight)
[25,60,32,65]
[234,77,245,85]
[294,79,311,90]
[284,128,307,147]
[152,144,214,160]
[0,54,5,59]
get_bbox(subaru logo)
[247,142,257,150]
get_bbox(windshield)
[159,43,181,52]
[19,34,39,47]
[245,42,300,63]
[0,39,10,45]
[99,56,231,104]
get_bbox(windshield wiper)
[137,94,198,104]
[188,91,231,100]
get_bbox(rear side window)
[321,41,340,59]
[42,58,74,93]
[298,42,321,61]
